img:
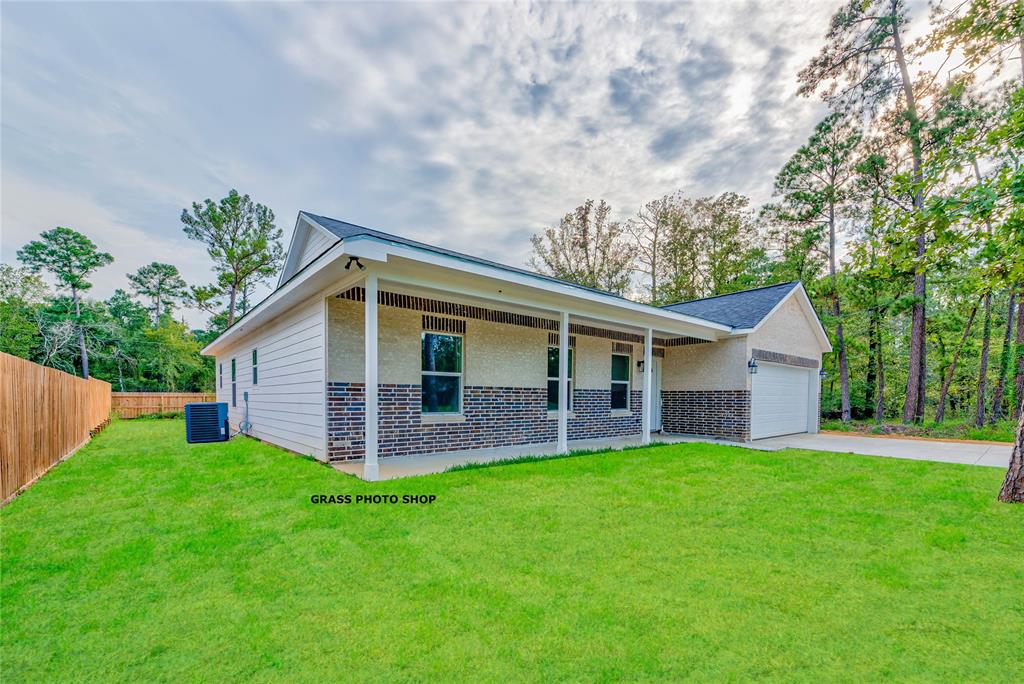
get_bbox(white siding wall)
[294,228,335,276]
[216,295,326,459]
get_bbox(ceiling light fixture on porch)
[345,256,366,271]
[747,357,758,374]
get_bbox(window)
[611,353,630,410]
[219,363,223,388]
[547,346,574,411]
[421,332,462,413]
[231,358,237,407]
[252,349,258,385]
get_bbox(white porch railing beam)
[374,272,723,342]
[642,327,653,444]
[558,310,569,454]
[363,272,380,481]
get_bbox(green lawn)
[3,420,1022,682]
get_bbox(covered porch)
[326,250,734,480]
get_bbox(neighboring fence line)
[1,352,111,504]
[111,392,216,419]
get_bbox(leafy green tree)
[530,199,634,295]
[773,113,862,421]
[127,262,188,324]
[181,189,283,327]
[627,195,676,304]
[103,289,149,390]
[17,227,113,378]
[0,264,47,359]
[142,319,207,392]
[930,0,1024,81]
[657,193,763,302]
[991,291,1017,421]
[800,0,932,423]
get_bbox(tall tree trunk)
[894,24,927,423]
[992,291,1017,422]
[1015,294,1024,420]
[875,313,886,423]
[976,292,992,427]
[997,394,1024,503]
[936,297,981,424]
[866,309,878,416]
[72,286,89,379]
[828,205,851,422]
[650,231,659,305]
[227,283,238,327]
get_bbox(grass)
[2,420,1022,682]
[821,416,1018,442]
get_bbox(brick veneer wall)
[661,390,750,441]
[568,389,642,441]
[327,383,643,461]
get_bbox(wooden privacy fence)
[111,392,216,419]
[1,352,111,503]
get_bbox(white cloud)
[3,0,953,322]
[258,0,835,265]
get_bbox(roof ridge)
[660,281,799,309]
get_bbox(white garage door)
[751,362,811,439]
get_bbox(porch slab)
[331,432,775,480]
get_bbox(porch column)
[558,310,569,453]
[363,273,379,481]
[642,327,653,444]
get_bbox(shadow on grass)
[444,440,686,473]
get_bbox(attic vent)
[422,315,465,335]
[337,286,557,330]
[548,333,577,347]
[612,342,633,354]
[654,336,710,347]
[572,324,643,343]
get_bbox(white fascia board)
[277,214,337,287]
[341,234,732,336]
[730,283,832,353]
[201,239,352,356]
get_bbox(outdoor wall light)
[345,256,366,271]
[747,357,758,374]
[819,368,827,379]
[636,360,645,372]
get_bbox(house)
[201,211,832,480]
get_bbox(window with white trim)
[231,358,237,407]
[252,349,258,385]
[421,332,462,413]
[547,346,573,411]
[219,363,223,388]
[611,353,630,410]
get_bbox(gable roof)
[301,211,629,301]
[660,282,801,329]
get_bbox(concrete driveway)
[754,432,1012,468]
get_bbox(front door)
[651,357,663,431]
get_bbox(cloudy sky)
[2,1,915,325]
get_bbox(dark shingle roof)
[301,211,634,301]
[302,211,799,331]
[659,282,800,329]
